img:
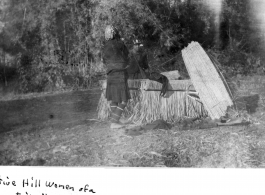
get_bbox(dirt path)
[0,89,101,133]
[1,89,265,167]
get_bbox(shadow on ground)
[234,94,260,114]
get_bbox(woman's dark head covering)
[105,25,120,41]
[132,39,144,54]
[133,39,144,47]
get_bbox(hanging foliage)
[0,0,264,93]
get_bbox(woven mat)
[181,41,233,119]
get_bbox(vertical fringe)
[97,79,208,124]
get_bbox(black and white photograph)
[1,0,265,194]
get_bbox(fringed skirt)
[106,72,131,103]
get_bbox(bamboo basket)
[97,79,208,124]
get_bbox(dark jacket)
[102,39,129,74]
[127,48,149,79]
[127,47,169,96]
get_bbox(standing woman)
[102,25,131,129]
[127,39,149,79]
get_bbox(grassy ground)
[1,89,265,167]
